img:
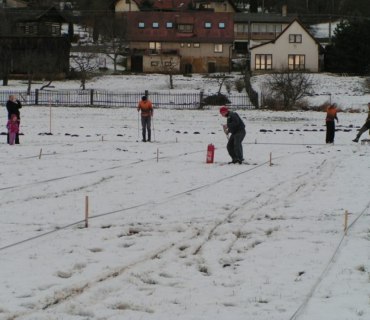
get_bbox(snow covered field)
[1,72,370,319]
[1,100,370,319]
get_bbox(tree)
[325,19,370,75]
[97,16,128,73]
[263,70,314,110]
[160,56,180,89]
[71,52,99,90]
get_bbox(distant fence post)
[35,89,39,105]
[90,89,94,106]
[199,90,204,109]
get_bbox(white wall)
[250,20,320,72]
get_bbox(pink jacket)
[7,120,19,134]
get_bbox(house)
[114,0,236,73]
[0,6,70,79]
[249,19,322,73]
[123,11,234,73]
[233,11,295,56]
[114,0,237,13]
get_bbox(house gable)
[249,19,321,72]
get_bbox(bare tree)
[160,56,179,89]
[71,52,99,90]
[97,17,128,73]
[264,70,314,110]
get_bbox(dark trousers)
[227,129,246,161]
[355,122,370,140]
[141,116,151,141]
[326,121,335,143]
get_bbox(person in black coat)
[6,95,22,144]
[220,106,246,164]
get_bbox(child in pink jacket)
[7,114,20,145]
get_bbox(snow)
[1,74,370,320]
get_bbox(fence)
[0,89,255,110]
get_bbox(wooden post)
[39,148,42,159]
[85,196,89,228]
[102,135,104,142]
[344,210,348,234]
[269,152,272,166]
[157,148,159,162]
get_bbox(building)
[249,19,322,72]
[0,6,70,79]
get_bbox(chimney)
[282,4,287,17]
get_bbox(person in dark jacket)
[325,103,338,144]
[6,95,22,144]
[353,102,370,142]
[220,106,246,164]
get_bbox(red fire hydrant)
[206,144,215,163]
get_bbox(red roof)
[125,11,234,43]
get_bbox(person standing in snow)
[6,95,22,144]
[220,106,246,164]
[7,114,20,145]
[325,103,338,144]
[352,102,370,143]
[137,95,153,142]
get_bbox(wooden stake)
[157,148,159,162]
[102,135,104,142]
[344,210,348,234]
[85,196,89,228]
[39,148,42,159]
[269,152,272,166]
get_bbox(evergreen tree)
[325,19,370,75]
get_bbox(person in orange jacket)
[325,103,338,144]
[137,95,153,142]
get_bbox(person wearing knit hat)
[219,106,246,164]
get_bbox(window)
[204,22,212,29]
[187,43,191,48]
[219,22,225,29]
[193,43,200,48]
[288,54,305,70]
[214,44,223,53]
[138,22,145,28]
[166,22,173,29]
[149,42,161,50]
[252,23,267,33]
[149,42,161,54]
[289,34,302,43]
[180,43,185,47]
[234,23,249,34]
[178,24,193,33]
[255,54,272,70]
[152,22,159,29]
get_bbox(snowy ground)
[1,104,370,319]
